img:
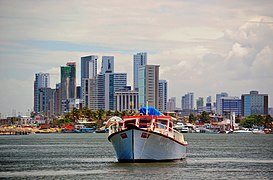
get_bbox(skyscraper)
[38,87,54,116]
[133,52,147,91]
[60,62,76,114]
[104,73,127,110]
[66,62,76,99]
[181,92,194,110]
[34,73,50,113]
[216,92,228,115]
[158,80,168,112]
[167,97,176,112]
[206,96,212,113]
[241,91,268,116]
[196,97,204,113]
[101,56,114,74]
[138,65,159,108]
[81,55,98,98]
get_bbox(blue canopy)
[139,107,161,116]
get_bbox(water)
[0,133,272,179]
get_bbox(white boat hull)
[108,127,187,162]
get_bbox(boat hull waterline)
[108,126,187,162]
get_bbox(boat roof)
[122,115,174,121]
[139,106,162,116]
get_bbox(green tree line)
[53,107,137,127]
[187,111,273,128]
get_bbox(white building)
[115,91,139,111]
[133,52,147,91]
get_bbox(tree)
[199,111,210,123]
[189,113,195,124]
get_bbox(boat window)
[124,119,136,128]
[139,118,152,128]
[156,119,168,129]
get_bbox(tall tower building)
[133,52,147,91]
[60,62,76,114]
[216,92,228,115]
[101,56,114,74]
[241,91,268,116]
[38,87,54,116]
[104,73,127,110]
[81,55,98,98]
[167,97,176,112]
[158,80,168,112]
[181,92,194,110]
[66,62,76,99]
[34,73,50,113]
[138,65,159,108]
[196,97,204,113]
[206,96,212,113]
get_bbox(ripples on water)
[0,133,272,179]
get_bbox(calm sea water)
[0,133,272,179]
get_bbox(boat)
[107,107,188,162]
[252,129,265,134]
[73,124,96,133]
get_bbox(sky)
[0,0,273,117]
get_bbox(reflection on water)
[0,133,272,179]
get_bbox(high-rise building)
[38,87,54,116]
[166,97,176,112]
[221,96,242,116]
[60,62,76,114]
[101,56,114,74]
[138,65,159,108]
[104,73,127,110]
[196,97,204,113]
[158,80,168,112]
[66,62,76,99]
[53,83,61,116]
[181,92,194,110]
[206,96,212,113]
[34,73,50,113]
[82,78,96,110]
[96,74,105,110]
[241,91,268,116]
[81,55,98,98]
[216,92,228,115]
[133,52,147,91]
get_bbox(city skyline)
[0,1,273,116]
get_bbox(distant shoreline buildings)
[31,52,269,119]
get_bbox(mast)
[146,100,148,115]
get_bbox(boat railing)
[154,122,185,144]
[109,123,122,135]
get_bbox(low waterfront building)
[114,91,139,111]
[241,91,268,116]
[221,96,242,116]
